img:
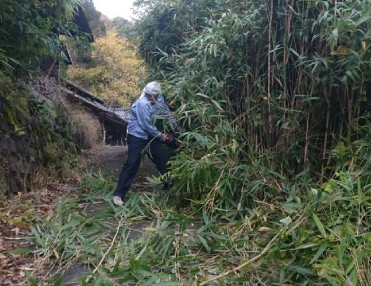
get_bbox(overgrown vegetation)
[0,0,83,77]
[20,0,371,285]
[26,166,371,285]
[0,0,93,195]
[136,0,371,284]
[0,76,82,194]
[134,0,371,208]
[70,108,103,149]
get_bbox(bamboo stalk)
[91,214,125,275]
[321,87,331,181]
[267,0,274,147]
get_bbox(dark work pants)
[113,134,170,199]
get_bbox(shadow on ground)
[90,145,160,183]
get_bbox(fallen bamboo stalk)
[199,227,286,285]
[200,210,310,285]
[87,214,125,280]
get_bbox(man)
[112,81,183,206]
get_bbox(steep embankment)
[0,76,100,195]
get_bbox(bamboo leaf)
[288,265,316,277]
[356,14,371,26]
[310,243,328,264]
[211,99,223,110]
[313,214,327,239]
[10,248,32,255]
[291,242,320,251]
[30,226,42,246]
[153,282,181,285]
[198,235,211,253]
[280,216,292,225]
[54,275,64,286]
[60,220,80,231]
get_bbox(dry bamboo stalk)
[199,227,286,286]
[91,214,125,275]
[200,208,312,286]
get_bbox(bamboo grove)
[133,0,371,208]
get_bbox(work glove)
[164,134,181,149]
[159,133,167,142]
[176,126,186,134]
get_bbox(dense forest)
[1,0,371,285]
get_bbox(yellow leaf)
[53,249,59,259]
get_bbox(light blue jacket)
[127,94,176,140]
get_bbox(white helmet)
[144,81,161,95]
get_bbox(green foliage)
[27,166,371,285]
[112,17,137,40]
[133,0,371,210]
[27,273,64,286]
[134,0,220,69]
[122,2,371,283]
[0,77,82,192]
[19,1,371,285]
[0,0,83,77]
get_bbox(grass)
[24,167,371,286]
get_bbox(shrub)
[70,108,103,149]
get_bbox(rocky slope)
[0,76,84,195]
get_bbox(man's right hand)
[159,133,167,142]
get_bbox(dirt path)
[90,145,159,185]
[0,145,165,286]
[57,146,161,284]
[90,146,129,179]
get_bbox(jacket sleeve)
[156,96,177,127]
[137,101,162,138]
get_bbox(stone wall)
[0,98,34,194]
[0,76,79,195]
